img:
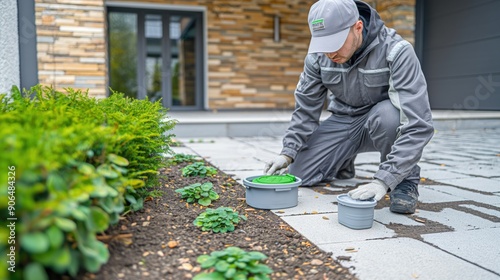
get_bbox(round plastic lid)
[337,194,376,208]
[252,174,296,184]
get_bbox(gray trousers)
[289,99,420,186]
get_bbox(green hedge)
[0,86,176,280]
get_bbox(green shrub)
[0,86,175,280]
[182,162,217,177]
[193,207,246,233]
[194,247,273,280]
[175,182,219,206]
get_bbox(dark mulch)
[78,161,357,280]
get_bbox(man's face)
[325,20,363,64]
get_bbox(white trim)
[387,40,410,62]
[320,67,348,72]
[388,76,409,137]
[358,67,390,74]
[106,1,208,109]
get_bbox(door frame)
[106,1,207,110]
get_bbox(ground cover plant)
[182,162,218,177]
[0,86,175,280]
[175,182,219,206]
[194,246,273,280]
[193,207,246,233]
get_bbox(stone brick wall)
[369,0,416,45]
[34,0,416,107]
[35,0,106,97]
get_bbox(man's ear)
[354,20,363,33]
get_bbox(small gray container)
[243,175,302,210]
[337,194,377,230]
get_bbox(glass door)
[108,8,204,110]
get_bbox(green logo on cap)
[311,18,325,31]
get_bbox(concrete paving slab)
[420,169,471,180]
[355,164,380,173]
[458,204,500,217]
[422,228,500,275]
[324,187,346,192]
[320,238,500,280]
[444,164,500,178]
[374,207,423,226]
[418,185,470,203]
[354,170,375,179]
[170,146,196,155]
[434,177,500,193]
[421,153,476,162]
[354,152,381,164]
[282,213,394,245]
[423,185,500,206]
[272,187,338,216]
[424,159,464,167]
[225,170,262,185]
[417,162,448,171]
[415,208,499,231]
[330,178,371,187]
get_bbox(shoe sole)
[390,204,416,214]
[389,198,417,214]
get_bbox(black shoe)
[336,157,356,179]
[390,180,419,214]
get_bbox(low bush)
[0,86,175,280]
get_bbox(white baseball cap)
[307,0,359,53]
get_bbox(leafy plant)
[0,86,176,279]
[167,153,199,165]
[175,182,219,206]
[182,162,217,177]
[193,247,273,280]
[193,207,246,233]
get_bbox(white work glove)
[348,179,389,201]
[264,155,292,175]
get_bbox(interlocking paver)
[422,228,500,274]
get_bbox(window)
[107,7,204,110]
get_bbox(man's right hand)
[264,155,292,175]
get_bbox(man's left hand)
[348,180,389,201]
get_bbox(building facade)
[33,0,416,110]
[4,0,497,111]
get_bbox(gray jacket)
[281,1,434,190]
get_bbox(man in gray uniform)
[264,0,434,214]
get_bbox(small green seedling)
[193,207,246,233]
[175,182,219,206]
[182,162,217,177]
[167,153,199,165]
[193,246,273,280]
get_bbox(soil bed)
[79,161,357,280]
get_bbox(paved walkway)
[173,128,500,280]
